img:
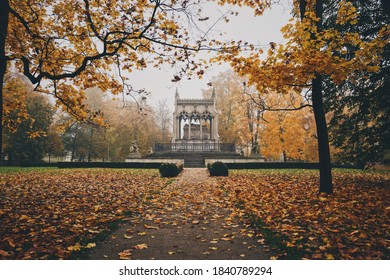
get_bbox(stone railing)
[154,141,235,153]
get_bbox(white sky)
[126,1,293,112]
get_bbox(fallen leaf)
[85,243,96,248]
[144,224,159,230]
[326,254,334,260]
[0,250,10,257]
[118,249,132,260]
[67,244,81,251]
[134,243,148,250]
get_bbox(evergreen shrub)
[208,161,229,176]
[159,162,183,177]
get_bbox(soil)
[87,168,273,260]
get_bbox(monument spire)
[175,87,179,99]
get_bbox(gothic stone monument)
[154,88,235,154]
[172,88,220,151]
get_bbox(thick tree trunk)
[312,75,333,194]
[298,0,333,193]
[0,0,10,166]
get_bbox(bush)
[208,161,229,177]
[159,162,183,178]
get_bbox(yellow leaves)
[336,1,359,25]
[123,234,133,239]
[0,169,167,259]
[118,249,132,260]
[67,244,82,252]
[217,0,271,16]
[218,169,390,259]
[134,243,148,250]
[325,254,335,260]
[144,224,159,230]
[85,243,96,249]
[217,0,385,98]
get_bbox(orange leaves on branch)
[218,0,388,95]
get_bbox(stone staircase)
[184,154,205,168]
[146,152,245,168]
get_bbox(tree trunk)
[88,126,93,162]
[312,75,333,194]
[71,126,79,162]
[0,0,10,167]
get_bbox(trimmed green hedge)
[159,162,183,178]
[207,161,229,176]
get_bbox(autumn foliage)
[217,170,390,259]
[0,168,388,260]
[0,169,169,259]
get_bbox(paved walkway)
[87,168,272,260]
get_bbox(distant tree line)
[2,77,171,165]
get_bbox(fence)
[154,142,236,153]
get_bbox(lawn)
[0,167,388,260]
[0,168,169,259]
[216,169,390,259]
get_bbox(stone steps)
[146,152,247,168]
[184,156,205,168]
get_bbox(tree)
[3,90,54,165]
[204,70,319,161]
[154,98,172,142]
[258,91,318,162]
[2,0,274,164]
[218,0,389,193]
[202,71,245,145]
[322,0,390,167]
[45,126,64,162]
[104,100,161,160]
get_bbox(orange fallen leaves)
[134,243,148,250]
[217,169,390,260]
[118,249,132,260]
[0,169,168,260]
[1,168,388,260]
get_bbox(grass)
[223,168,389,259]
[0,166,58,173]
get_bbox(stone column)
[200,118,203,140]
[214,113,219,141]
[178,118,181,139]
[210,118,213,140]
[188,118,192,139]
[172,113,176,142]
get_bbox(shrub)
[159,162,183,178]
[208,161,229,177]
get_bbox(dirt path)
[87,168,273,260]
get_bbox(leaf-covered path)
[87,168,272,260]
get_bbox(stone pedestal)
[126,141,142,159]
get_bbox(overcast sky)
[126,1,292,111]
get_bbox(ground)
[0,167,388,260]
[87,168,272,260]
